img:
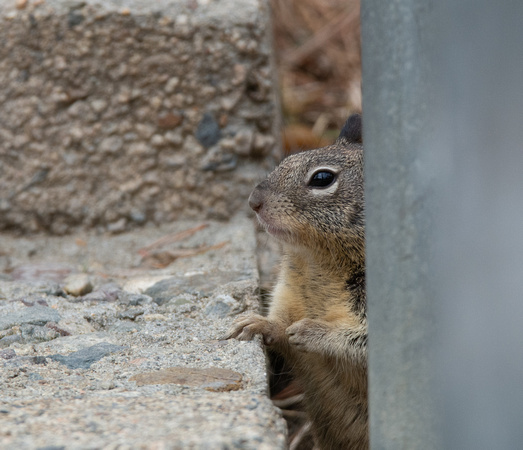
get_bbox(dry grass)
[270,0,362,152]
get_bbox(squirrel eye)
[308,170,336,188]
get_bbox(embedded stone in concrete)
[49,342,127,370]
[204,294,240,318]
[0,305,61,331]
[0,0,281,234]
[130,366,243,392]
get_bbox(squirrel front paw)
[224,314,284,346]
[286,318,329,353]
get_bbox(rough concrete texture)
[0,217,287,449]
[0,0,280,234]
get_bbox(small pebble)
[117,309,144,321]
[15,0,28,10]
[63,274,93,297]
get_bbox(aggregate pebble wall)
[0,0,280,234]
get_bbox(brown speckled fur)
[227,115,367,449]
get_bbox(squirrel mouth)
[256,214,291,240]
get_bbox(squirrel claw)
[225,314,282,346]
[224,314,267,340]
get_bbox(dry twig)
[141,242,228,269]
[138,224,208,257]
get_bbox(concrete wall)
[0,0,280,234]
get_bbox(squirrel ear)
[337,114,362,144]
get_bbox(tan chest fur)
[272,251,361,327]
[271,251,368,449]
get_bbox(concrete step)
[0,0,280,234]
[0,217,287,448]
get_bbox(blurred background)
[270,0,362,154]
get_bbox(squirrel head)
[249,114,365,264]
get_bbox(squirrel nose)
[248,189,263,212]
[248,181,268,212]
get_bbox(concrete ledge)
[0,0,280,234]
[0,217,287,448]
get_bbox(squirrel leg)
[225,314,288,347]
[286,318,367,363]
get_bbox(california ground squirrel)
[226,114,368,449]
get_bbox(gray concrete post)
[362,0,523,448]
[360,1,439,448]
